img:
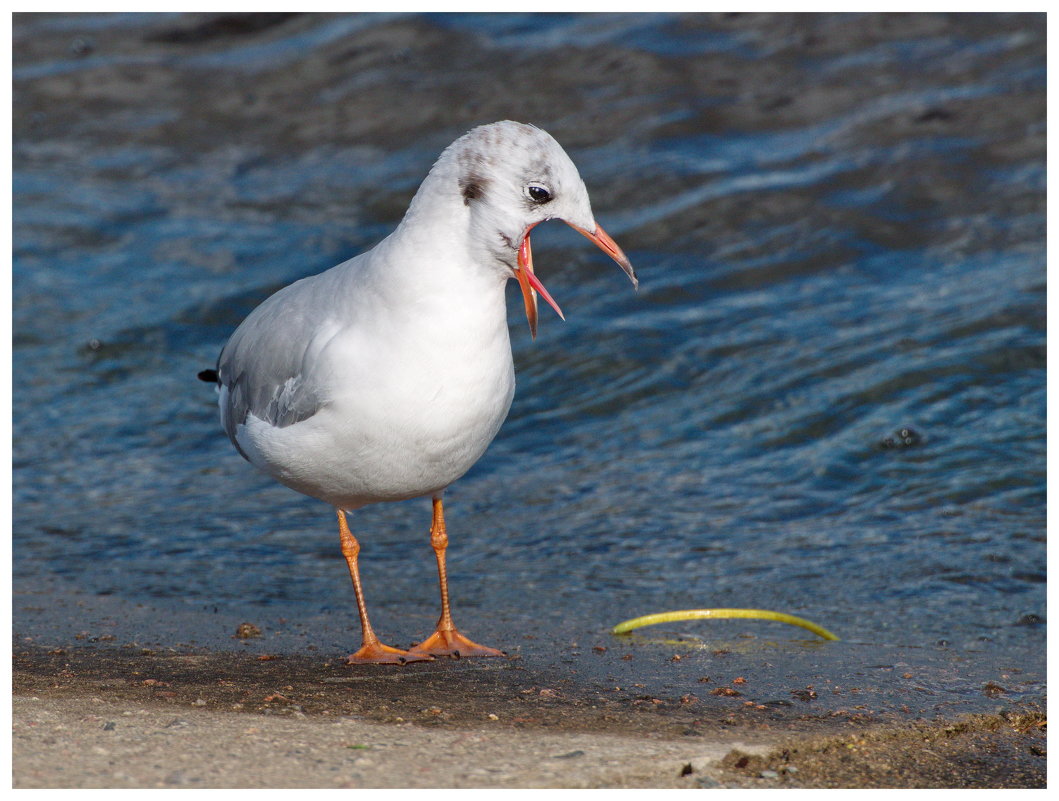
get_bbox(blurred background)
[12,13,1045,710]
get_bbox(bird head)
[447,121,637,338]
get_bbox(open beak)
[515,229,564,340]
[514,221,636,339]
[567,222,638,290]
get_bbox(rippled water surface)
[13,13,1045,700]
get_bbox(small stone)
[880,426,922,449]
[552,750,585,760]
[710,687,741,697]
[760,769,780,779]
[235,623,262,639]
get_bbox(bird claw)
[345,641,434,665]
[408,628,506,659]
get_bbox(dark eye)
[526,184,552,204]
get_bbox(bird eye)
[526,184,552,204]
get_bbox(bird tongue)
[515,232,564,340]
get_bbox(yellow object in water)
[612,608,839,641]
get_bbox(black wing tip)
[198,368,219,383]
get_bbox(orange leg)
[408,497,505,659]
[337,509,432,665]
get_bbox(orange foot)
[408,628,506,659]
[345,641,434,665]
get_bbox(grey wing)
[215,279,328,449]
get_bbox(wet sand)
[13,645,1045,788]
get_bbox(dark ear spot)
[459,174,487,205]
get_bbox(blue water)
[12,13,1045,688]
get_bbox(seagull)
[200,121,636,664]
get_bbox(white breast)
[231,261,516,511]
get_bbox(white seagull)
[200,121,636,664]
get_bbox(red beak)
[514,230,564,340]
[567,222,638,290]
[513,222,636,339]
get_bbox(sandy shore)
[12,646,1045,788]
[13,695,757,789]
